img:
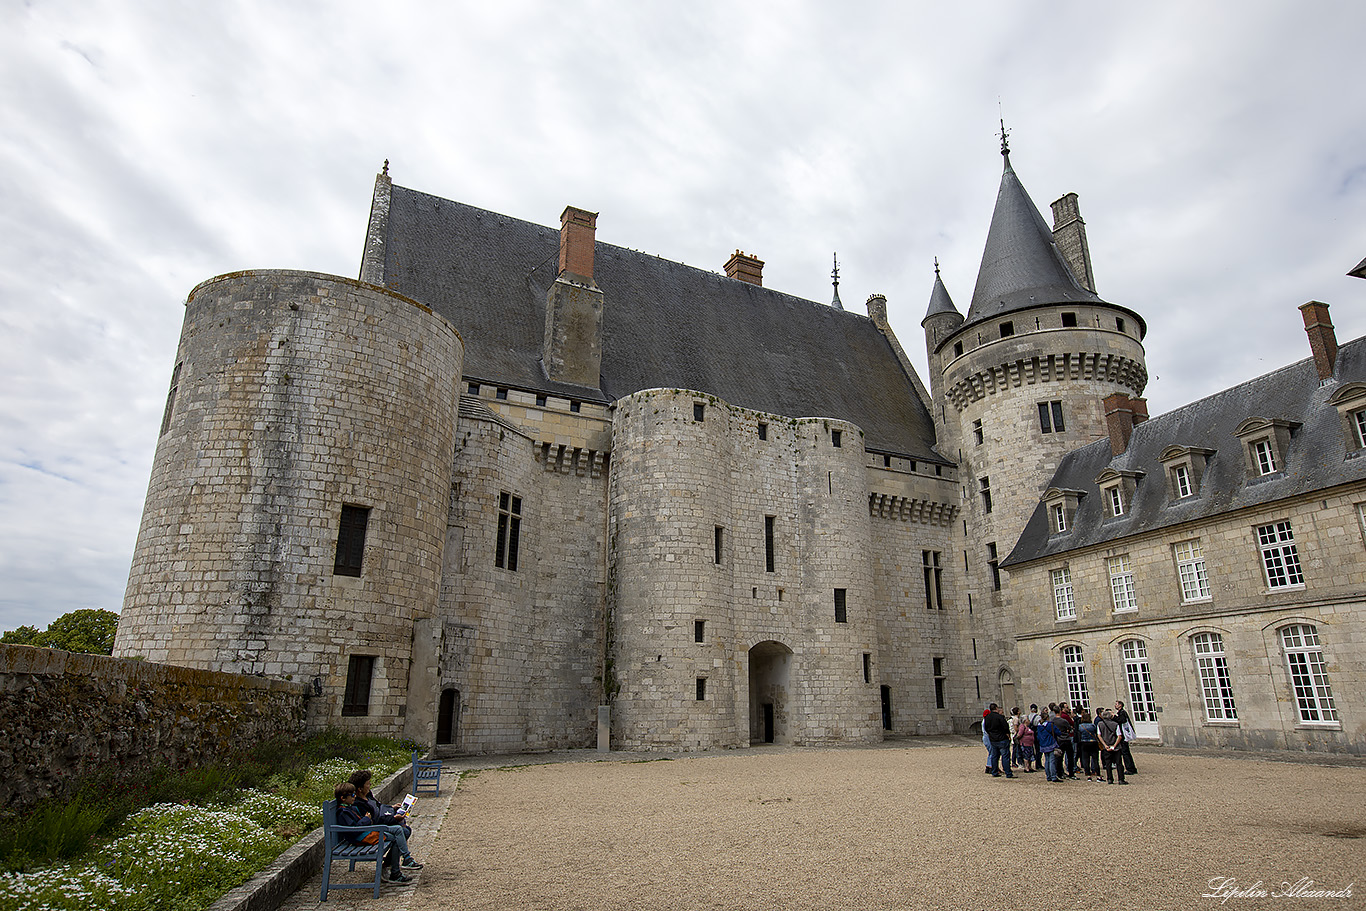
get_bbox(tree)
[0,609,120,655]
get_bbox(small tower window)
[694,402,706,421]
[1061,312,1078,327]
[1116,317,1126,333]
[757,422,768,440]
[535,394,547,407]
[973,419,983,445]
[696,678,707,701]
[834,588,847,623]
[953,341,964,357]
[334,505,371,577]
[496,387,508,400]
[999,321,1014,338]
[694,619,706,643]
[979,477,992,514]
[831,429,842,448]
[569,400,581,413]
[467,382,480,395]
[1039,401,1065,434]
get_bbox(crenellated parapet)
[867,492,959,526]
[945,347,1148,411]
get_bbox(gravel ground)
[286,739,1365,911]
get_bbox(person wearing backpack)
[1076,709,1100,781]
[1096,708,1129,785]
[1053,704,1077,780]
[1016,716,1037,772]
[1035,709,1061,781]
[983,704,1014,778]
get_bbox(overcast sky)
[2,0,1364,633]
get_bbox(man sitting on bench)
[334,782,422,885]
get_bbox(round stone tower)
[115,270,463,734]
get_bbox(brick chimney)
[1104,393,1136,456]
[724,250,764,286]
[1299,300,1337,381]
[559,206,598,282]
[1130,397,1149,426]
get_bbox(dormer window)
[1234,418,1297,479]
[1095,468,1143,519]
[1159,445,1214,501]
[1326,383,1366,455]
[1042,488,1084,535]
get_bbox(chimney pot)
[559,206,598,282]
[724,250,764,286]
[1104,392,1136,456]
[1299,300,1337,381]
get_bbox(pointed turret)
[923,258,962,323]
[964,146,1102,328]
[921,259,965,411]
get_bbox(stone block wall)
[0,645,306,813]
[116,271,462,737]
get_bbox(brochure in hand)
[395,794,417,817]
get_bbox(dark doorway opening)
[437,687,460,746]
[763,703,775,743]
[748,640,793,745]
[880,685,892,730]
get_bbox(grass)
[0,731,416,911]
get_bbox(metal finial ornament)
[997,116,1011,159]
[382,159,390,176]
[934,256,941,277]
[830,253,844,310]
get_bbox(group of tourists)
[334,769,425,886]
[981,701,1139,784]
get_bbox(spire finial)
[997,115,1011,161]
[830,253,844,310]
[382,159,390,176]
[934,256,941,277]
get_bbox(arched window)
[1192,633,1237,721]
[1279,625,1337,723]
[1120,640,1156,723]
[1061,645,1089,708]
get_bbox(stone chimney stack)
[1104,392,1137,456]
[1299,300,1338,381]
[359,161,393,286]
[543,206,604,389]
[724,250,764,286]
[559,206,599,282]
[1050,193,1096,293]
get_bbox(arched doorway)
[436,687,460,746]
[748,641,793,745]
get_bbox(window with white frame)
[1052,567,1076,620]
[1192,632,1237,721]
[1109,554,1137,613]
[1257,521,1304,589]
[1173,464,1193,498]
[1280,625,1338,723]
[1174,539,1211,603]
[1354,410,1366,449]
[1106,485,1124,517]
[1051,503,1067,533]
[1253,439,1277,475]
[1062,645,1090,708]
[1121,639,1157,723]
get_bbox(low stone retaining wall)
[0,644,308,812]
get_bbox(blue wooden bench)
[320,798,391,900]
[412,751,443,796]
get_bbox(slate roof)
[378,185,945,462]
[923,270,961,322]
[960,154,1144,339]
[1003,337,1366,567]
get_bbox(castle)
[114,144,1366,756]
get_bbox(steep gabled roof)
[378,185,945,461]
[963,153,1106,330]
[1004,337,1366,567]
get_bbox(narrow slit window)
[832,430,842,447]
[714,526,724,565]
[765,516,775,572]
[694,619,706,643]
[159,362,183,435]
[834,588,847,623]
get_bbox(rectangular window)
[1280,625,1337,723]
[1354,411,1366,449]
[694,402,705,421]
[834,588,847,623]
[973,419,983,445]
[953,341,963,357]
[535,394,547,407]
[468,382,480,395]
[883,454,892,467]
[1107,486,1124,517]
[1175,540,1210,602]
[979,477,992,514]
[1061,312,1078,327]
[1173,464,1193,498]
[987,542,1001,591]
[1051,503,1067,533]
[1109,554,1137,612]
[1116,317,1126,333]
[862,653,871,684]
[922,551,943,609]
[334,505,370,577]
[341,655,376,716]
[933,657,946,710]
[495,492,522,571]
[757,422,768,440]
[1257,521,1304,589]
[1038,401,1065,433]
[159,361,182,435]
[1052,567,1075,620]
[1193,633,1237,721]
[1000,321,1014,337]
[569,400,581,413]
[714,526,724,564]
[764,516,775,572]
[496,387,508,400]
[696,678,707,701]
[831,429,842,447]
[1253,439,1277,475]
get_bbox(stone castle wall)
[609,390,885,750]
[0,645,306,812]
[115,271,462,737]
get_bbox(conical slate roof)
[964,152,1104,328]
[923,267,961,322]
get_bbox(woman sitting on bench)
[334,781,423,885]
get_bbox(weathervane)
[997,102,1011,161]
[934,256,941,277]
[382,159,390,176]
[830,253,844,310]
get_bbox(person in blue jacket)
[1034,709,1061,782]
[335,782,419,885]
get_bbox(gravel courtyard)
[293,739,1365,911]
